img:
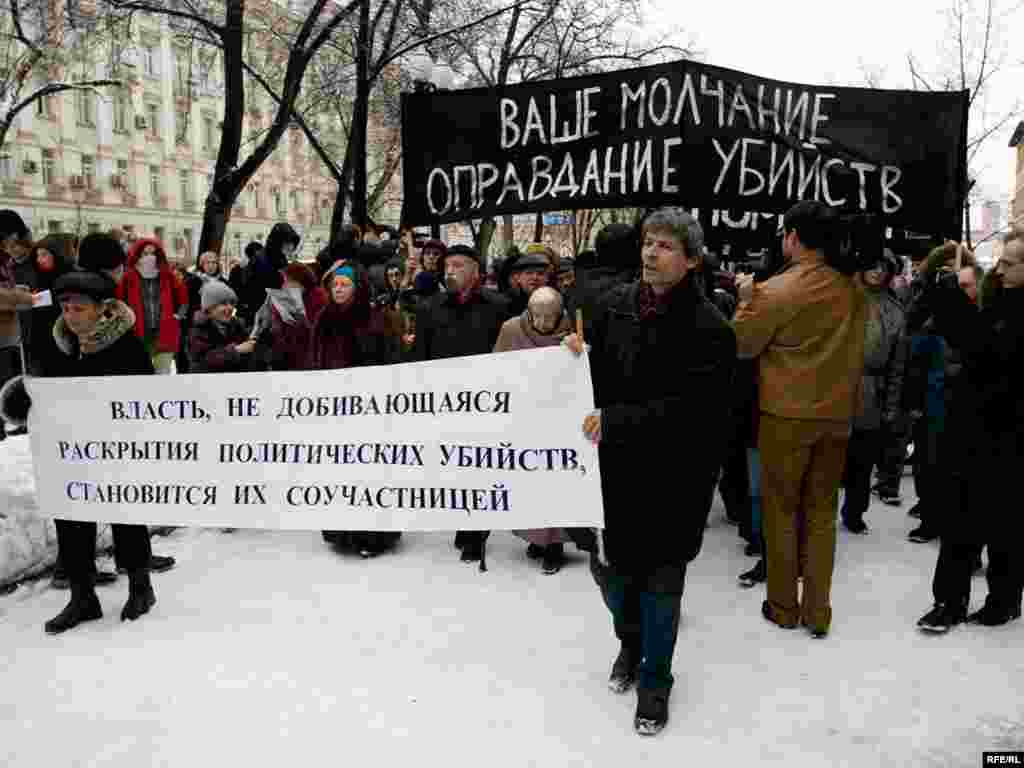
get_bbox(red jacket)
[116,238,189,354]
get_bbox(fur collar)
[52,299,137,356]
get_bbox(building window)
[0,154,12,179]
[146,104,160,138]
[81,155,95,189]
[179,169,192,208]
[154,226,165,243]
[77,89,95,127]
[143,46,158,77]
[48,220,62,234]
[250,184,260,211]
[117,158,130,191]
[289,190,300,215]
[35,96,51,118]
[202,115,215,151]
[273,187,283,216]
[150,164,160,202]
[176,109,190,144]
[42,150,55,186]
[87,222,101,234]
[114,93,129,132]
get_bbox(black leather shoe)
[121,571,156,621]
[45,583,102,634]
[762,600,797,629]
[634,687,669,736]
[608,646,639,694]
[966,603,1021,627]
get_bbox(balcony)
[183,200,197,212]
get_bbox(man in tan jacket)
[733,201,865,638]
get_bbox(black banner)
[400,60,968,239]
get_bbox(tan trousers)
[759,413,851,631]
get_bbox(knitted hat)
[201,280,238,310]
[53,270,115,303]
[524,243,555,262]
[0,209,30,241]
[78,233,127,274]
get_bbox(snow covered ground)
[2,436,1023,767]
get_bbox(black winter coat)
[589,277,737,577]
[189,314,269,373]
[42,321,153,380]
[2,300,154,428]
[412,288,510,362]
[928,279,1024,466]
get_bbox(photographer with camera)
[914,231,1024,633]
[733,202,866,638]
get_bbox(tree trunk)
[477,217,496,273]
[502,214,513,248]
[198,0,246,256]
[533,211,543,242]
[350,0,371,228]
[198,195,235,257]
[328,136,356,246]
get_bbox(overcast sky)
[641,0,1023,212]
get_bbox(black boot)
[634,687,670,736]
[738,558,767,588]
[526,543,544,560]
[45,579,102,634]
[541,543,565,575]
[608,645,639,694]
[916,603,966,634]
[121,570,156,621]
[966,602,1022,627]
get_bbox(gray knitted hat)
[201,279,238,310]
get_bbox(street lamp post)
[405,51,462,241]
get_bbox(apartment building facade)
[0,7,400,267]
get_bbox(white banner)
[25,348,604,531]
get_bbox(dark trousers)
[932,471,1022,612]
[56,520,152,582]
[841,428,882,526]
[590,557,684,692]
[176,319,191,374]
[874,423,908,495]
[718,439,750,532]
[912,419,942,529]
[454,530,489,551]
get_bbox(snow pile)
[0,436,111,587]
[1,483,1022,767]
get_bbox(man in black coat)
[916,231,1024,633]
[0,268,157,634]
[575,222,640,340]
[412,244,510,563]
[566,208,736,736]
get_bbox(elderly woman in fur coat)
[493,286,574,574]
[0,268,157,634]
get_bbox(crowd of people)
[1,203,1022,738]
